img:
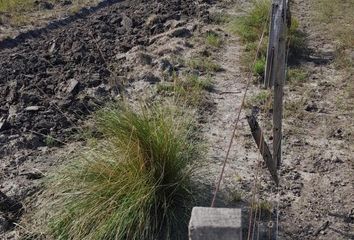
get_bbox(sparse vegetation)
[44,135,56,147]
[253,57,266,77]
[245,90,271,111]
[227,0,306,73]
[187,57,222,73]
[210,11,231,25]
[41,104,199,240]
[157,74,213,105]
[229,191,243,203]
[251,200,272,218]
[284,98,305,118]
[0,0,100,26]
[0,0,33,13]
[228,0,270,43]
[314,0,354,69]
[205,31,223,48]
[286,67,308,86]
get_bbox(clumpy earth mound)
[0,0,212,236]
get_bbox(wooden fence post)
[264,0,288,170]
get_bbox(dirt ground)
[0,0,353,239]
[0,0,103,40]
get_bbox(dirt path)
[276,0,354,239]
[199,1,353,239]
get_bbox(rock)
[0,191,22,213]
[24,106,41,111]
[61,0,72,6]
[48,42,56,54]
[20,171,45,180]
[0,117,8,131]
[168,27,192,38]
[66,79,79,94]
[87,73,101,87]
[121,15,134,31]
[37,1,54,10]
[145,14,160,27]
[0,216,10,233]
[140,72,160,83]
[305,101,318,112]
[158,59,173,74]
[164,19,186,30]
[128,52,153,66]
[115,53,126,61]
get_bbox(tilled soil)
[0,0,211,236]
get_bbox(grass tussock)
[41,104,199,240]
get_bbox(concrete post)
[189,207,242,240]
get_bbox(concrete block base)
[189,207,242,240]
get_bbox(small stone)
[121,15,133,31]
[37,1,54,10]
[0,117,7,131]
[48,42,56,54]
[305,101,318,112]
[21,171,45,180]
[132,52,153,65]
[115,53,126,61]
[168,27,192,38]
[140,72,160,83]
[145,14,160,27]
[66,79,79,94]
[25,106,41,111]
[61,0,72,6]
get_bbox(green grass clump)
[253,57,266,77]
[227,0,306,72]
[187,57,222,73]
[227,0,270,74]
[287,67,308,86]
[43,104,199,240]
[157,74,213,105]
[205,32,223,48]
[228,0,270,42]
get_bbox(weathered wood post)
[264,0,288,170]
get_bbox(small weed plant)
[205,32,223,48]
[42,104,199,240]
